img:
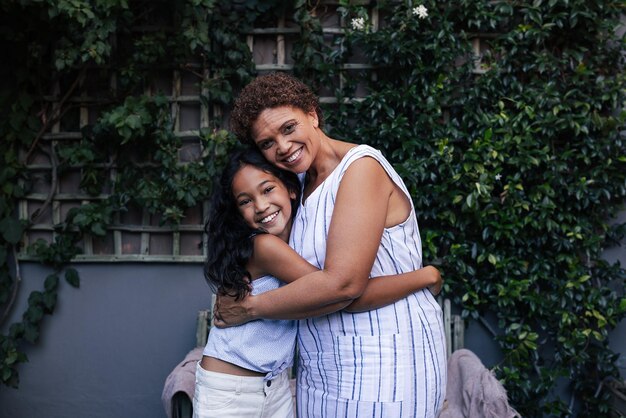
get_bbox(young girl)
[193,147,442,418]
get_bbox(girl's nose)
[254,197,270,213]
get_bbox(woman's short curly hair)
[230,72,324,144]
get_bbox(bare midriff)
[199,355,265,377]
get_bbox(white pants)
[193,363,294,418]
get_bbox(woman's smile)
[284,147,303,163]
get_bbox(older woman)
[215,72,446,418]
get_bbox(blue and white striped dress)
[289,145,447,418]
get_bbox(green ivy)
[321,1,625,416]
[1,0,625,416]
[0,0,276,389]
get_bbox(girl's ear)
[289,189,297,200]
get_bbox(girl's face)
[251,106,319,174]
[232,164,297,242]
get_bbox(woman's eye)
[264,186,275,194]
[284,123,296,134]
[260,140,273,150]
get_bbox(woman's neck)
[305,137,355,197]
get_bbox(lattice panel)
[20,66,210,262]
[18,1,491,262]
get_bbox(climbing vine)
[1,0,625,416]
[0,0,279,389]
[322,1,626,416]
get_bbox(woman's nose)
[275,136,290,155]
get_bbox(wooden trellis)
[19,52,211,262]
[18,1,490,263]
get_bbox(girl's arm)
[214,157,413,325]
[344,265,441,313]
[247,234,352,318]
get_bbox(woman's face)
[251,106,319,173]
[231,164,296,243]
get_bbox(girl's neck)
[276,222,292,243]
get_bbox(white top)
[289,144,447,417]
[202,275,296,381]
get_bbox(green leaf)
[91,223,106,236]
[0,218,24,244]
[65,268,80,288]
[23,324,39,344]
[44,274,59,292]
[43,292,57,312]
[5,352,18,365]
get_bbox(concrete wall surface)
[0,263,211,418]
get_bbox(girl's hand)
[213,293,255,328]
[425,265,443,296]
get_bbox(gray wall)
[0,263,210,418]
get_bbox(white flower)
[495,174,502,181]
[412,5,428,19]
[351,17,366,31]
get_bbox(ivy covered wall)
[0,1,624,416]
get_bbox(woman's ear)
[289,189,297,200]
[307,110,319,128]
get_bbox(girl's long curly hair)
[203,147,301,300]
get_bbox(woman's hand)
[425,265,443,296]
[213,293,256,328]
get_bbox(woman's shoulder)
[333,140,379,159]
[335,144,389,179]
[346,143,383,160]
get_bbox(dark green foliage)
[0,0,624,415]
[318,1,625,416]
[0,0,268,389]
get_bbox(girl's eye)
[238,199,251,206]
[264,186,275,194]
[259,140,273,150]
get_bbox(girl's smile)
[258,210,280,224]
[232,164,297,242]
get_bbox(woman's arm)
[214,157,406,326]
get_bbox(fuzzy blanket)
[439,349,520,418]
[161,347,203,418]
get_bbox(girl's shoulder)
[249,234,317,283]
[251,233,287,250]
[250,234,292,265]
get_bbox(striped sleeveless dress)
[289,145,447,418]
